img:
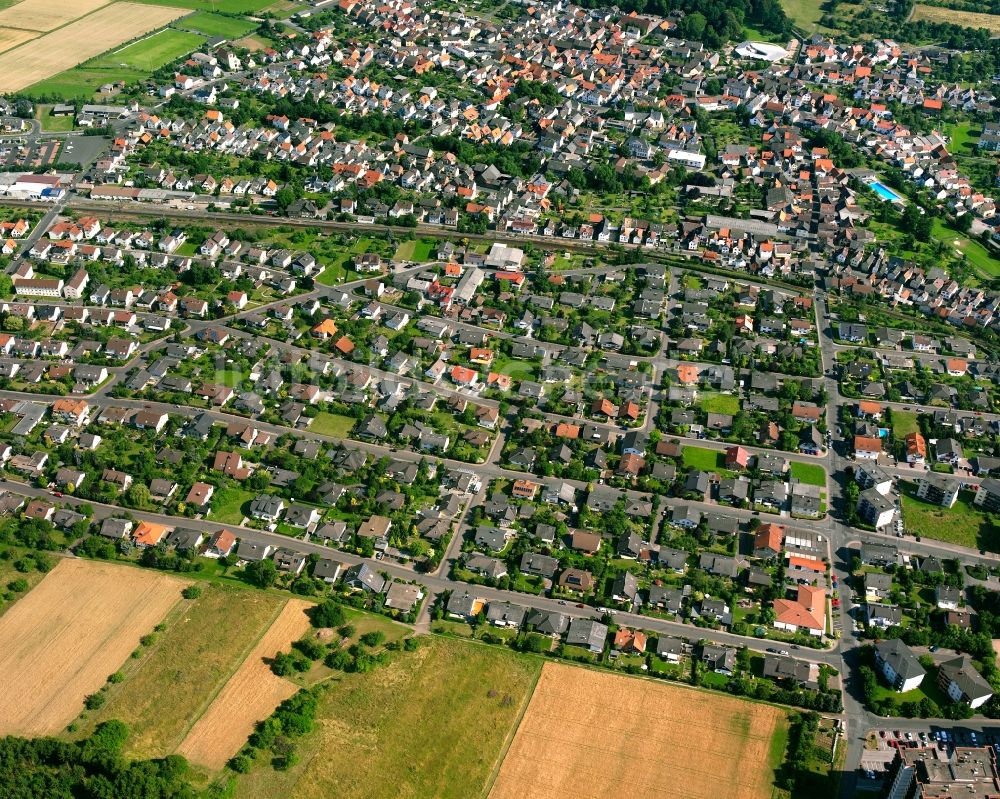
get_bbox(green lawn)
[944,122,980,154]
[34,105,74,132]
[931,219,1000,278]
[779,0,824,30]
[175,10,258,38]
[682,445,724,471]
[233,636,541,799]
[682,274,703,290]
[900,483,1000,551]
[497,358,536,379]
[790,462,827,487]
[394,238,435,262]
[310,412,356,438]
[88,29,206,71]
[891,410,920,438]
[698,393,740,416]
[26,68,147,101]
[208,486,255,525]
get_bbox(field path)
[0,558,188,736]
[176,598,312,769]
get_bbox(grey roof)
[875,638,926,682]
[565,618,608,653]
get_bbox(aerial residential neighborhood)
[5,0,1000,797]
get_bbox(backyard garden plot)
[0,558,188,737]
[489,662,787,799]
[0,2,186,93]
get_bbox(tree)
[245,558,277,588]
[308,599,346,628]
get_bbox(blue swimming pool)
[870,181,903,202]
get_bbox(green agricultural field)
[130,0,277,11]
[682,445,724,471]
[88,29,205,71]
[208,486,255,525]
[309,412,356,438]
[72,584,286,759]
[394,238,435,262]
[176,10,259,38]
[900,483,1000,551]
[790,462,827,487]
[234,636,541,799]
[698,393,740,416]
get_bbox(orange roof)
[133,521,168,547]
[858,400,882,415]
[334,336,355,354]
[555,422,580,439]
[450,365,477,384]
[676,363,699,384]
[854,435,882,453]
[787,554,825,572]
[754,523,784,552]
[312,318,338,336]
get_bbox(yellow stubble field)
[0,2,186,93]
[489,662,788,799]
[176,598,313,770]
[0,558,189,737]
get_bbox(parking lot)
[861,725,1000,780]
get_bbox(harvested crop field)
[0,0,110,32]
[489,663,787,799]
[77,584,287,760]
[234,636,540,799]
[0,28,36,52]
[0,558,188,737]
[912,5,1000,33]
[0,2,186,93]
[176,598,312,770]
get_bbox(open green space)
[88,29,206,71]
[931,219,1000,278]
[891,410,920,438]
[34,106,74,132]
[393,238,435,262]
[0,547,52,619]
[73,584,286,759]
[779,0,824,30]
[496,358,536,379]
[233,636,541,799]
[682,445,724,471]
[208,486,256,525]
[130,0,277,11]
[175,10,259,38]
[698,393,740,416]
[309,412,356,439]
[27,68,147,101]
[900,483,999,551]
[790,461,827,487]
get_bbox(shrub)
[182,585,203,600]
